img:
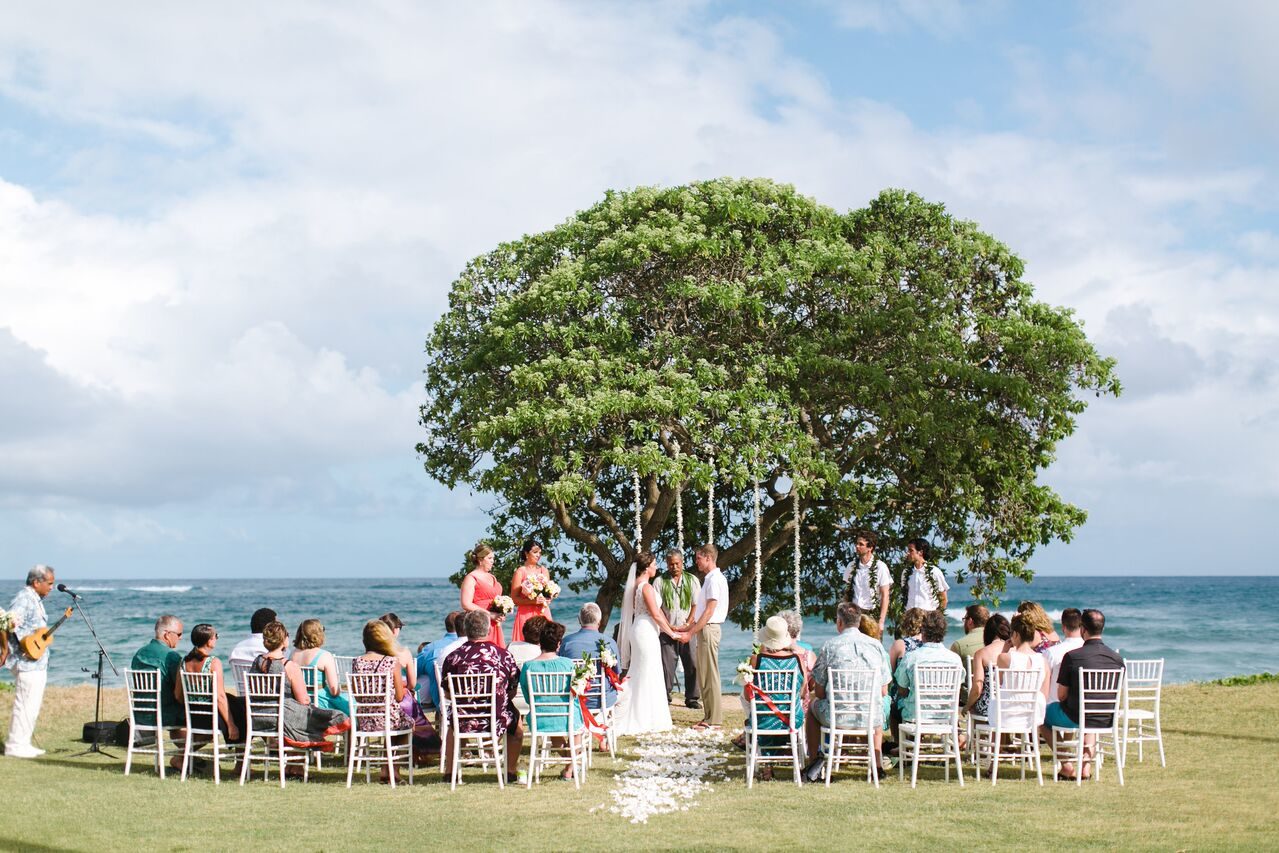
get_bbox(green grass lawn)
[2,679,1277,852]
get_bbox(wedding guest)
[1041,608,1084,700]
[175,623,241,742]
[378,612,417,697]
[4,565,56,759]
[509,615,548,717]
[842,529,892,633]
[682,543,728,731]
[228,607,276,668]
[902,538,949,611]
[777,609,816,669]
[250,621,349,749]
[131,614,186,729]
[289,619,350,715]
[859,614,883,640]
[656,549,700,708]
[351,619,414,783]
[965,614,1011,717]
[895,610,962,722]
[419,611,466,708]
[559,603,621,711]
[889,608,927,674]
[510,538,554,643]
[519,620,583,780]
[460,543,506,648]
[441,609,524,783]
[1017,601,1061,652]
[950,605,989,660]
[1045,609,1124,781]
[744,615,808,781]
[803,602,891,782]
[993,614,1048,728]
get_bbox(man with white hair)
[130,614,186,728]
[559,602,621,709]
[656,549,700,708]
[4,565,57,758]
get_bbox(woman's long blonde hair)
[362,619,397,656]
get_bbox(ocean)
[6,575,1275,691]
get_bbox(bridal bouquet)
[490,595,515,616]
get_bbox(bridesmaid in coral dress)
[510,538,553,644]
[460,543,506,648]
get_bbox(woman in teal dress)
[519,621,583,780]
[289,619,350,715]
[747,616,808,774]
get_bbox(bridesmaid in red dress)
[460,543,506,648]
[510,538,552,644]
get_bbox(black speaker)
[81,720,116,744]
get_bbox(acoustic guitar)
[18,607,74,660]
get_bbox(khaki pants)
[696,623,722,725]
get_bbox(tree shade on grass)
[419,178,1119,626]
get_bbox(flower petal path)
[596,728,730,824]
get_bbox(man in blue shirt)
[559,603,621,710]
[896,610,962,723]
[5,565,56,758]
[418,610,464,708]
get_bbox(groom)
[680,543,727,731]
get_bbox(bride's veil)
[616,559,638,670]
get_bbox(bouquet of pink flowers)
[522,575,561,602]
[490,595,515,616]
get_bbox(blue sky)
[1,1,1276,580]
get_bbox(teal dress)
[750,653,805,755]
[520,657,582,734]
[308,650,351,715]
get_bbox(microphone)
[57,583,82,600]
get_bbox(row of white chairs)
[743,658,1165,788]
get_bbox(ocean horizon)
[7,574,1275,691]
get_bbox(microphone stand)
[69,594,120,758]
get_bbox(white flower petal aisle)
[596,728,729,824]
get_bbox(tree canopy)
[418,178,1118,628]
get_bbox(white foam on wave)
[74,586,117,592]
[129,585,193,593]
[949,607,1064,623]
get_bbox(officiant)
[656,549,700,709]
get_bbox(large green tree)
[418,178,1118,628]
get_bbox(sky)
[1,1,1276,580]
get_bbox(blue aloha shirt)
[6,587,49,673]
[810,627,891,729]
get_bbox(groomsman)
[842,530,892,634]
[681,544,727,731]
[656,550,700,708]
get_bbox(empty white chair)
[346,670,414,788]
[124,668,171,778]
[230,661,251,695]
[525,670,584,789]
[239,671,312,787]
[1051,667,1125,786]
[973,667,1044,785]
[744,667,804,787]
[435,657,450,773]
[1121,658,1165,767]
[178,669,236,783]
[332,655,355,685]
[818,668,881,787]
[898,662,965,788]
[446,671,506,790]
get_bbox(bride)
[612,551,684,736]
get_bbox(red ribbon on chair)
[576,693,608,746]
[603,667,628,692]
[744,682,795,732]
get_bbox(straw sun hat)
[761,615,792,651]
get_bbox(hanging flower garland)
[752,477,762,637]
[793,490,802,613]
[633,469,642,552]
[673,442,684,554]
[706,454,715,544]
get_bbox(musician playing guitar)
[5,565,58,758]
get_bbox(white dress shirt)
[693,569,729,624]
[842,557,892,611]
[904,565,950,610]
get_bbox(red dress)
[466,570,506,648]
[510,564,553,644]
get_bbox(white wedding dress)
[611,581,673,736]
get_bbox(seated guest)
[993,614,1048,728]
[888,607,927,674]
[803,602,891,782]
[228,608,276,668]
[1042,608,1084,700]
[965,613,1011,717]
[351,619,414,783]
[175,623,241,742]
[250,621,349,752]
[442,609,524,783]
[895,610,962,723]
[509,615,549,718]
[289,619,350,715]
[858,614,883,640]
[1017,601,1060,652]
[378,612,417,697]
[950,605,989,660]
[744,615,808,781]
[777,609,815,669]
[559,603,621,711]
[1045,608,1124,781]
[519,620,583,780]
[419,611,466,708]
[131,614,186,730]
